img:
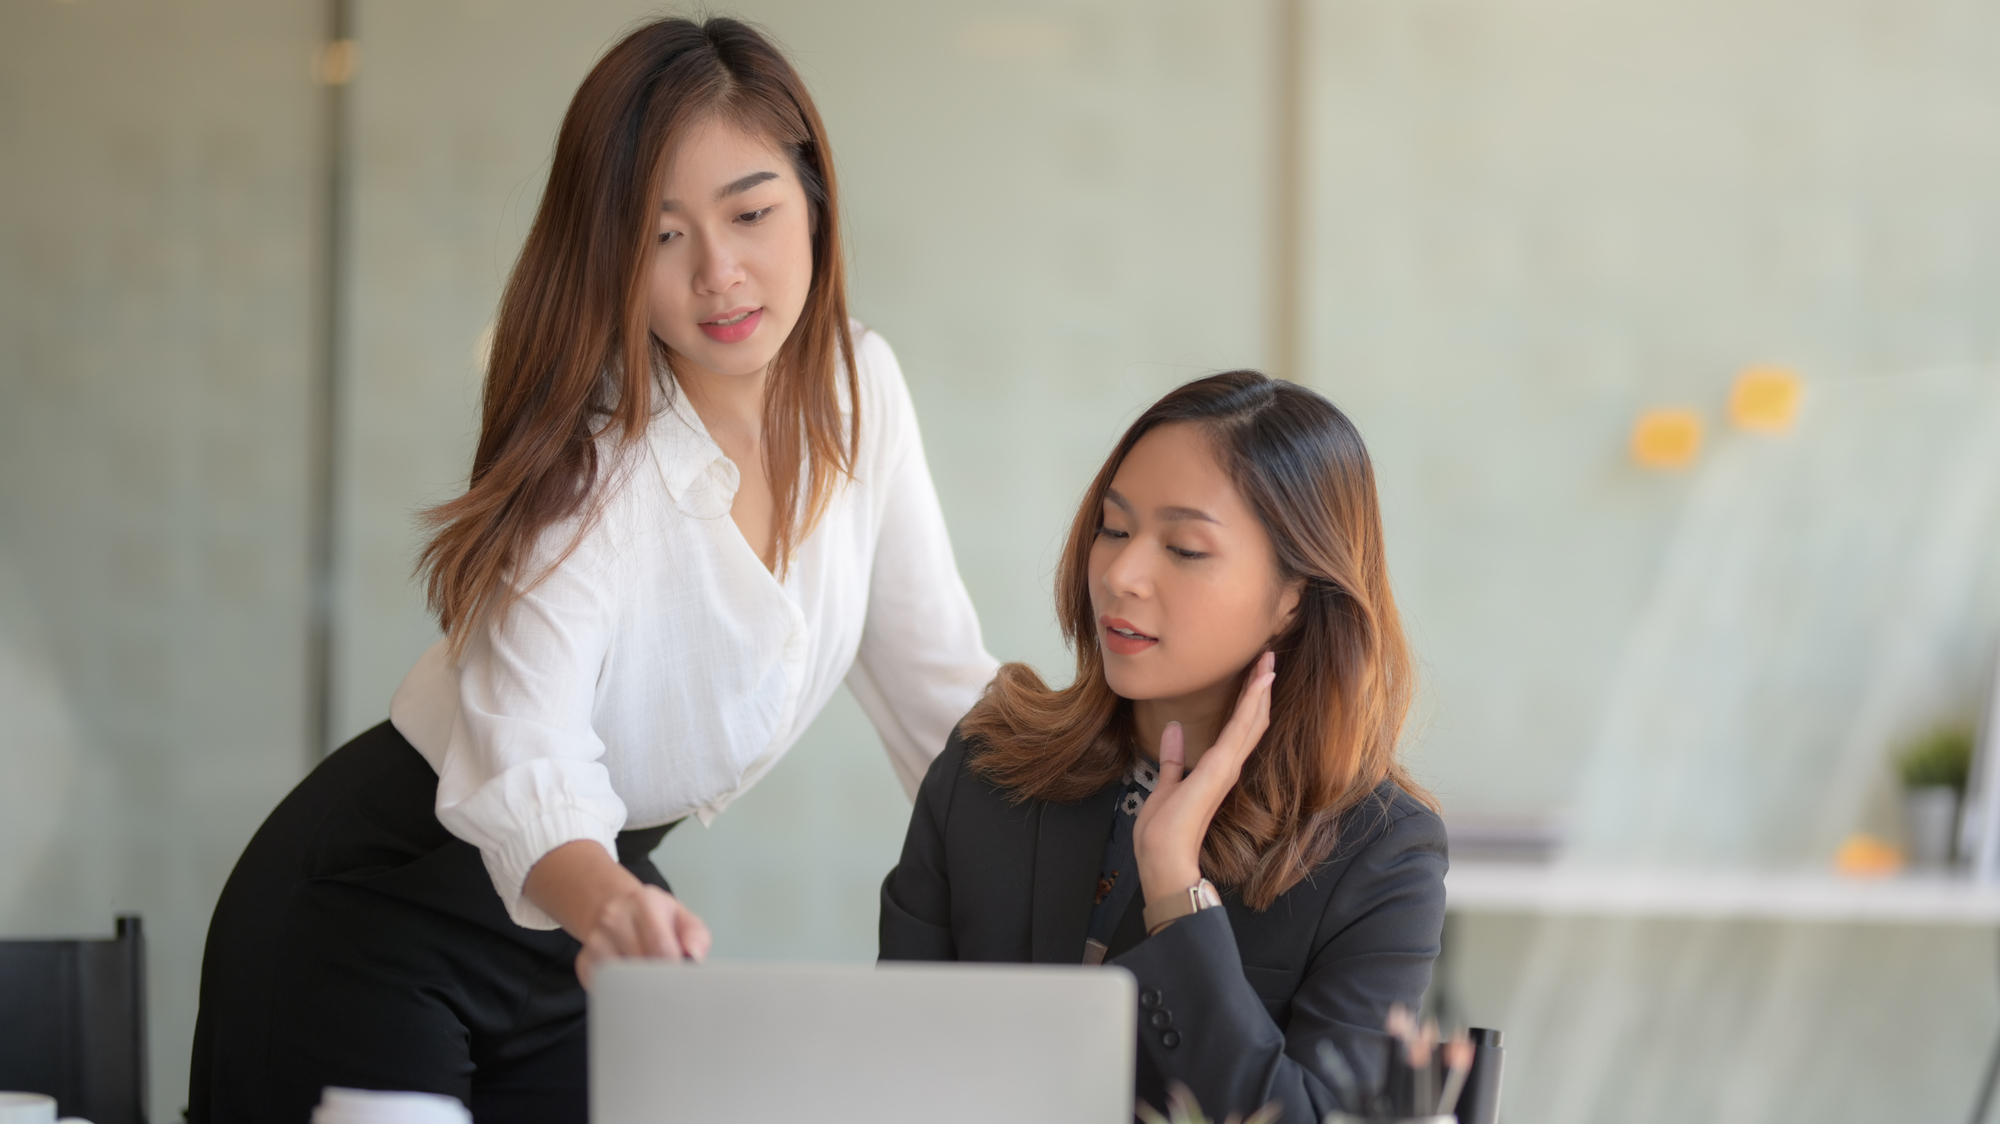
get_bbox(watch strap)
[1143,877,1221,934]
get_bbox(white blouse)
[389,327,998,929]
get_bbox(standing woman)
[190,17,995,1124]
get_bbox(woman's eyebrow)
[1105,489,1215,524]
[715,170,778,200]
[659,170,780,212]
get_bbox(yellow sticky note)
[1834,833,1903,878]
[1630,408,1704,470]
[1729,366,1803,433]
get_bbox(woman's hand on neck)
[1129,651,1278,914]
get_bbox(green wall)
[6,0,2000,1119]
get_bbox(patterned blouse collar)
[1126,757,1159,793]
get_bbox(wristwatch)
[1143,877,1223,935]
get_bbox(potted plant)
[1896,725,1974,868]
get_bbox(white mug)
[310,1087,471,1124]
[0,1091,91,1124]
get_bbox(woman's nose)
[1100,539,1152,599]
[692,233,746,294]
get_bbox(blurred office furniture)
[1467,370,2000,1121]
[0,915,148,1124]
[1442,865,2000,1123]
[1961,653,2000,883]
[1376,1022,1503,1122]
[1446,864,2000,923]
[1444,817,1566,866]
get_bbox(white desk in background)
[1444,861,2000,924]
[1439,861,2000,1124]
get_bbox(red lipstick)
[1100,616,1158,656]
[699,306,762,344]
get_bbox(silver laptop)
[591,960,1136,1124]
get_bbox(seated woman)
[880,370,1446,1120]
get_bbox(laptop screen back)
[591,961,1136,1124]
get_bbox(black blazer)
[880,730,1448,1122]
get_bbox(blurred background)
[6,0,2000,1120]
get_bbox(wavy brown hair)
[417,17,854,649]
[963,371,1429,908]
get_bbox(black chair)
[1455,1027,1504,1124]
[0,914,148,1124]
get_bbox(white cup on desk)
[0,1091,90,1124]
[310,1087,471,1124]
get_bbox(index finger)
[676,903,713,963]
[633,887,686,960]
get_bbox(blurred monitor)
[1443,814,1566,865]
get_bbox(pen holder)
[1323,1115,1455,1124]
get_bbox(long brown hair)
[963,371,1429,908]
[418,17,854,649]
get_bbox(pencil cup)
[0,1091,90,1124]
[310,1087,472,1124]
[1322,1115,1455,1123]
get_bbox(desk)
[1444,861,2000,924]
[1440,862,2000,1123]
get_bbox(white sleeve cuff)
[472,803,621,930]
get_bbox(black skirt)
[187,721,673,1124]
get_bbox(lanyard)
[1081,760,1159,964]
